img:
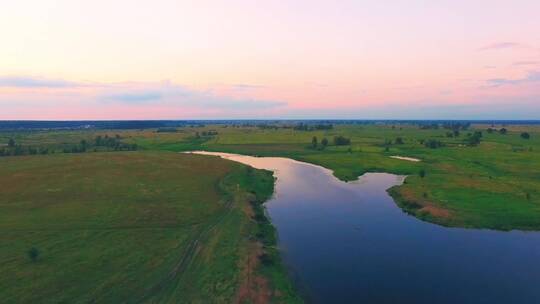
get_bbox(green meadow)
[0,152,298,303]
[1,122,539,303]
[128,123,540,230]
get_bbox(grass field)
[123,123,540,231]
[2,122,539,302]
[0,152,299,303]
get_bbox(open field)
[0,152,299,303]
[121,123,540,231]
[2,122,539,302]
[4,123,538,230]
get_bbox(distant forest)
[0,120,539,131]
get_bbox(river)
[190,151,540,303]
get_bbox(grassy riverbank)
[2,122,539,301]
[0,152,299,303]
[125,123,540,231]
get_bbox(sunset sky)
[1,0,539,120]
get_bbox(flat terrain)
[124,123,540,230]
[0,152,298,303]
[2,122,539,302]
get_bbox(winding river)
[191,151,540,303]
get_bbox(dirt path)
[136,199,235,303]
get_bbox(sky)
[1,0,539,120]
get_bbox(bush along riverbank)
[220,164,303,303]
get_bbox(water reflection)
[190,151,540,304]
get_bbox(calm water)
[191,152,540,303]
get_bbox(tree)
[521,132,530,139]
[333,135,351,146]
[8,138,15,147]
[419,169,426,178]
[499,128,507,135]
[14,145,24,155]
[395,137,404,144]
[95,135,103,146]
[453,130,460,137]
[80,139,88,152]
[424,139,443,149]
[311,136,318,148]
[465,131,482,146]
[321,138,328,148]
[28,247,40,262]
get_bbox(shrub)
[424,139,443,149]
[521,132,530,139]
[259,253,275,266]
[321,138,328,147]
[28,247,40,262]
[465,131,482,146]
[333,135,351,146]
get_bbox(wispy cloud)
[513,61,539,66]
[439,90,452,95]
[195,98,286,109]
[230,84,266,90]
[0,75,287,114]
[486,71,540,87]
[100,84,285,110]
[0,76,79,88]
[104,92,162,103]
[478,42,522,51]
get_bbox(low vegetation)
[0,152,299,303]
[2,121,539,302]
[119,122,540,231]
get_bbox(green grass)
[2,122,539,302]
[0,151,299,303]
[124,123,540,230]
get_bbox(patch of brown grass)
[235,242,272,304]
[398,187,453,219]
[419,205,451,219]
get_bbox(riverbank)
[0,152,301,303]
[173,124,538,231]
[219,162,302,303]
[191,151,540,303]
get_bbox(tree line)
[311,135,351,150]
[0,135,137,157]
